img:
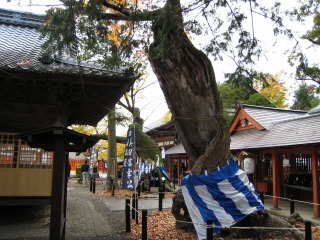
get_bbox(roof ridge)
[0,8,43,28]
[241,103,307,114]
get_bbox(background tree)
[70,118,125,166]
[117,77,162,164]
[218,81,272,124]
[255,74,288,108]
[290,82,320,110]
[218,73,287,124]
[288,1,320,91]
[162,111,172,123]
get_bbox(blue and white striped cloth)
[181,158,264,240]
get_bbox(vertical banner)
[121,127,135,190]
[89,145,95,176]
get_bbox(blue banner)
[181,158,264,239]
[121,127,135,190]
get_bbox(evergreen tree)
[291,82,320,110]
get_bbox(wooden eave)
[0,9,138,133]
[229,108,265,134]
[16,126,99,152]
[0,68,136,133]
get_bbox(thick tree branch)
[99,0,163,21]
[92,134,127,144]
[304,38,320,46]
[99,12,129,21]
[296,77,320,84]
[102,1,131,17]
[118,100,132,112]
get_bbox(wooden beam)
[153,136,175,143]
[2,71,128,87]
[259,145,317,155]
[93,134,126,144]
[271,149,280,208]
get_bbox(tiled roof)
[0,8,43,27]
[165,104,320,154]
[230,112,320,150]
[165,143,186,155]
[0,8,132,78]
[144,119,174,133]
[241,104,307,129]
[0,8,137,133]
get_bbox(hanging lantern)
[244,157,255,174]
[283,154,290,167]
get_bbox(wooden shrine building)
[154,104,320,218]
[0,8,137,239]
[145,119,192,185]
[230,104,320,218]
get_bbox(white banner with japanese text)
[121,127,135,190]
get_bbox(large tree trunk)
[149,0,231,174]
[147,3,304,240]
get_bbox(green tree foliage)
[40,1,302,85]
[217,82,240,124]
[288,1,320,87]
[162,111,172,123]
[218,73,288,124]
[290,82,320,110]
[133,124,162,163]
[304,12,320,45]
[244,93,274,107]
[218,81,273,124]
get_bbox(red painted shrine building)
[146,104,320,218]
[230,104,320,218]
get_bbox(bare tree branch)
[99,0,162,21]
[296,78,320,84]
[304,38,320,46]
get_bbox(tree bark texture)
[149,0,231,173]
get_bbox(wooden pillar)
[169,157,172,180]
[179,156,182,182]
[271,149,281,208]
[311,146,320,218]
[50,133,66,240]
[13,140,19,168]
[63,152,69,230]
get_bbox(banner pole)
[133,123,137,201]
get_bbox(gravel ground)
[0,179,128,240]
